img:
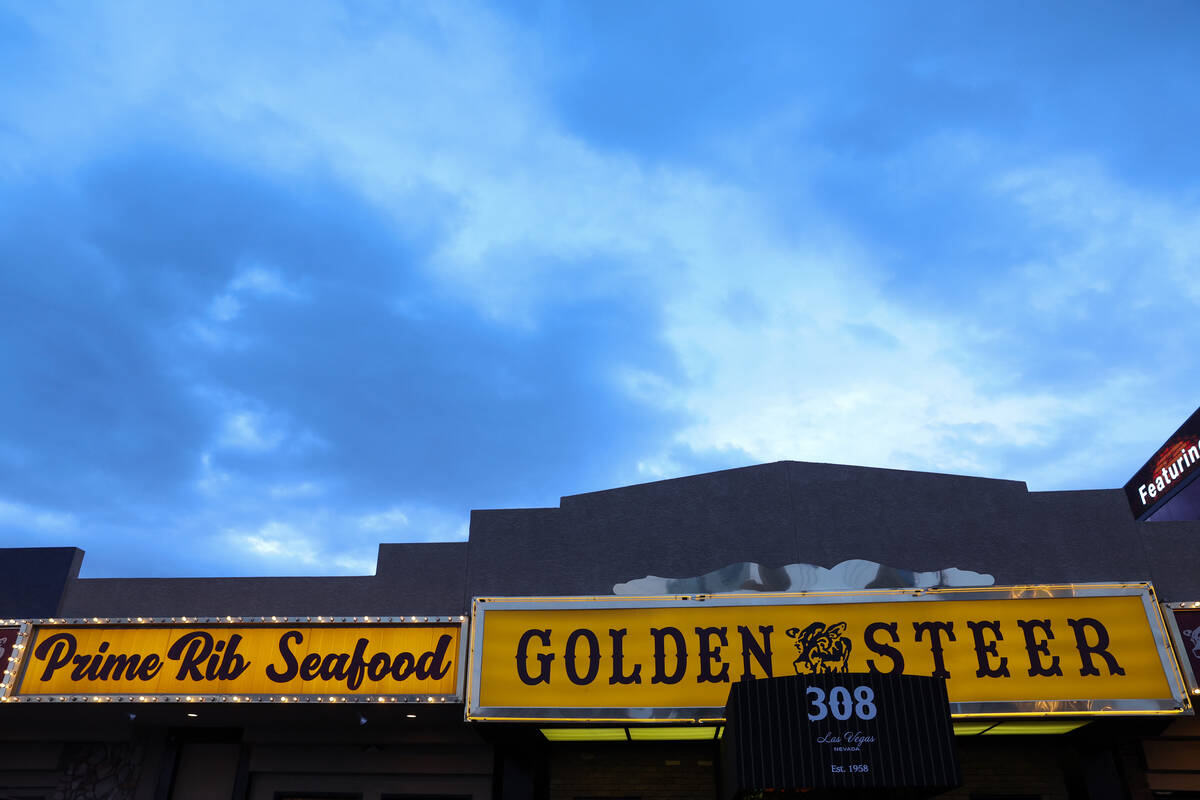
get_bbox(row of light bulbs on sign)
[0,633,26,698]
[2,694,453,704]
[0,616,465,703]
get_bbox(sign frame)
[1,614,468,704]
[1162,602,1200,701]
[466,583,1191,722]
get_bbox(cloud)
[993,159,1200,312]
[217,411,284,452]
[357,505,469,541]
[2,0,1199,580]
[205,267,299,326]
[223,520,376,575]
[217,501,470,577]
[230,264,299,298]
[208,294,242,323]
[0,134,681,575]
[0,498,76,534]
[268,481,322,499]
[357,508,409,533]
[640,154,1200,488]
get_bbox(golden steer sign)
[467,584,1189,720]
[9,621,464,700]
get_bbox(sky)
[2,1,1199,578]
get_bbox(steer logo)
[786,621,852,674]
[1184,627,1200,659]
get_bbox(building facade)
[2,460,1200,799]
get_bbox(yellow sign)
[468,585,1188,720]
[13,621,463,700]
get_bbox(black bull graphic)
[786,621,852,674]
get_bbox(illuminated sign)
[466,584,1189,721]
[4,617,465,703]
[1125,405,1200,520]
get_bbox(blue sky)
[2,1,1198,577]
